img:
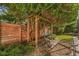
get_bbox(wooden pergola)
[26,11,54,49]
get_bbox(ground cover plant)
[0,43,35,56]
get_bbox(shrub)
[0,43,34,56]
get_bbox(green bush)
[0,44,34,56]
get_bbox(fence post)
[71,37,76,56]
[0,21,1,45]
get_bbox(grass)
[0,43,35,56]
[55,35,73,42]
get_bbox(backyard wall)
[0,23,50,45]
[0,23,27,45]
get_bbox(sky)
[0,6,7,15]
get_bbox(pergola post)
[35,16,39,55]
[35,16,39,48]
[77,10,79,39]
[27,20,30,42]
[44,23,45,36]
[50,24,53,36]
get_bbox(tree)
[0,3,79,33]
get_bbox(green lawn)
[55,35,73,42]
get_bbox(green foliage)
[0,4,78,23]
[0,3,78,33]
[0,44,34,56]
